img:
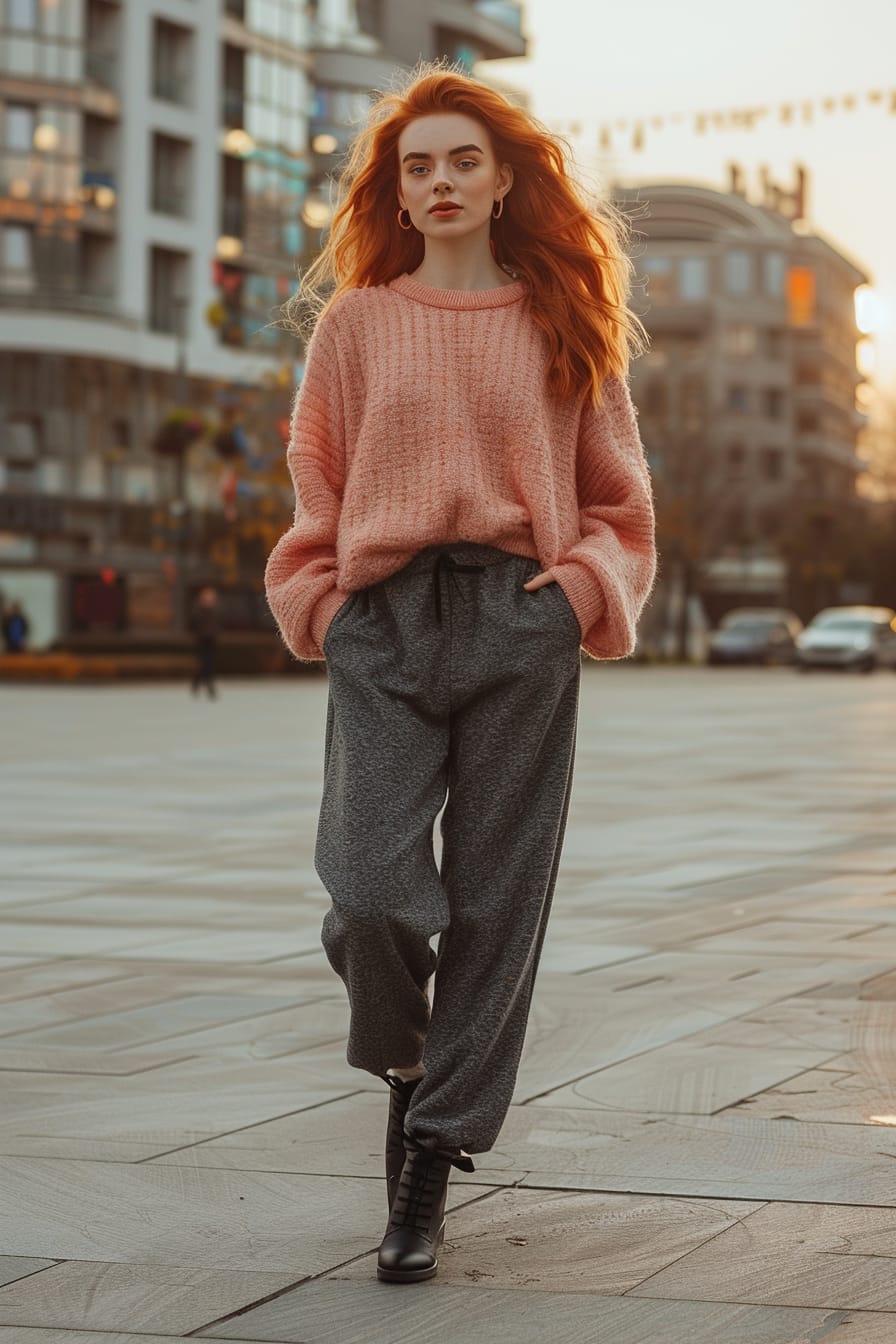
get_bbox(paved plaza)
[1,664,896,1344]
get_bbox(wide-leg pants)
[315,542,581,1156]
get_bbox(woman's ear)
[495,162,514,202]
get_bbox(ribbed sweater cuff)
[310,586,350,655]
[547,563,606,639]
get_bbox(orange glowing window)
[787,267,816,326]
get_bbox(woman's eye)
[457,159,477,169]
[409,165,428,175]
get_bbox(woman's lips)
[429,204,461,215]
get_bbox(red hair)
[289,65,648,404]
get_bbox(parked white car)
[796,606,896,673]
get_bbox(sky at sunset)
[487,0,896,394]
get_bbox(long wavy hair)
[285,64,648,403]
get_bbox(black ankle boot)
[377,1137,475,1284]
[383,1074,423,1212]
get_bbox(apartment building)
[0,0,526,649]
[614,173,869,617]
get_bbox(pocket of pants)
[322,590,361,656]
[548,580,582,640]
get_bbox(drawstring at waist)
[432,552,486,625]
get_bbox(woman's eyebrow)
[401,144,484,163]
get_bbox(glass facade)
[0,0,82,81]
[220,36,309,348]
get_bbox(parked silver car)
[796,606,896,673]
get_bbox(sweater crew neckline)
[388,271,527,310]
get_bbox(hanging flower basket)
[152,409,207,457]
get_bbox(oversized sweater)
[264,271,657,663]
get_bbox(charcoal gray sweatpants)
[315,542,581,1156]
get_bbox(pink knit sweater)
[264,272,657,662]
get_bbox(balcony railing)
[0,286,121,317]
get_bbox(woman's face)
[396,112,512,241]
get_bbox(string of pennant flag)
[551,86,896,155]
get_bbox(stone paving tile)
[0,1156,496,1272]
[99,997,350,1062]
[0,1257,55,1288]
[688,918,896,961]
[0,1047,191,1075]
[150,1090,520,1189]
[3,993,305,1051]
[514,1108,896,1206]
[0,962,139,1005]
[0,1261,311,1334]
[529,1021,837,1114]
[0,1332,295,1344]
[0,1058,360,1156]
[723,1051,896,1126]
[332,1187,765,1293]
[630,1201,896,1311]
[199,1280,877,1344]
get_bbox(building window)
[2,222,32,269]
[151,133,192,217]
[762,448,783,480]
[149,246,189,334]
[727,442,747,474]
[796,409,819,434]
[4,102,35,150]
[643,256,674,303]
[727,385,751,414]
[4,459,36,491]
[722,324,757,358]
[764,252,786,297]
[153,18,193,106]
[764,327,785,360]
[356,0,383,38]
[763,388,785,419]
[679,256,707,301]
[1,223,34,291]
[5,414,40,458]
[724,250,753,295]
[8,0,37,30]
[680,374,705,431]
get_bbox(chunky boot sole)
[377,1220,445,1283]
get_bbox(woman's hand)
[522,571,556,592]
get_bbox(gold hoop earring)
[492,198,504,220]
[397,207,413,231]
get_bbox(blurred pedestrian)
[189,585,219,698]
[2,600,29,653]
[265,66,656,1282]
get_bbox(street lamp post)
[171,292,190,635]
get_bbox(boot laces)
[389,1150,448,1235]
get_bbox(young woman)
[265,66,657,1284]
